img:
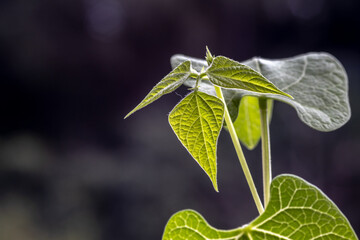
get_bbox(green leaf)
[124,61,192,119]
[169,91,224,191]
[234,97,273,150]
[171,53,351,132]
[163,174,358,240]
[206,56,293,99]
[206,46,214,65]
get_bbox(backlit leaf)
[234,97,273,150]
[125,61,191,118]
[206,56,293,99]
[163,174,358,240]
[169,91,224,191]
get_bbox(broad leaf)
[240,53,351,131]
[206,56,293,99]
[163,174,358,240]
[171,53,351,132]
[169,91,224,191]
[234,97,273,150]
[125,61,191,118]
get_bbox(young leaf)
[234,97,273,150]
[168,91,224,192]
[124,61,192,118]
[163,174,358,240]
[206,56,293,99]
[205,46,214,65]
[171,53,351,132]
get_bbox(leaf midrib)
[168,226,243,240]
[177,92,217,179]
[244,99,254,147]
[281,56,308,91]
[195,92,214,179]
[251,206,337,230]
[250,228,291,240]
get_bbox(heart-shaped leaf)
[169,91,224,191]
[163,174,358,240]
[171,53,351,132]
[125,61,191,118]
[239,53,351,132]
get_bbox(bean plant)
[125,48,358,240]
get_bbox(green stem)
[214,86,264,214]
[259,98,271,208]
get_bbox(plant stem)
[214,86,264,214]
[259,98,271,208]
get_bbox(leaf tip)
[245,143,257,151]
[275,89,293,99]
[212,182,219,192]
[124,112,131,119]
[124,108,138,119]
[283,92,294,99]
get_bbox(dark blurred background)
[0,0,359,239]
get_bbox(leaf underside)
[125,60,191,118]
[171,53,351,132]
[162,174,358,240]
[168,91,224,191]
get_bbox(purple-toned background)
[0,0,359,239]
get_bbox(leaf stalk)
[259,98,271,207]
[214,85,264,214]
